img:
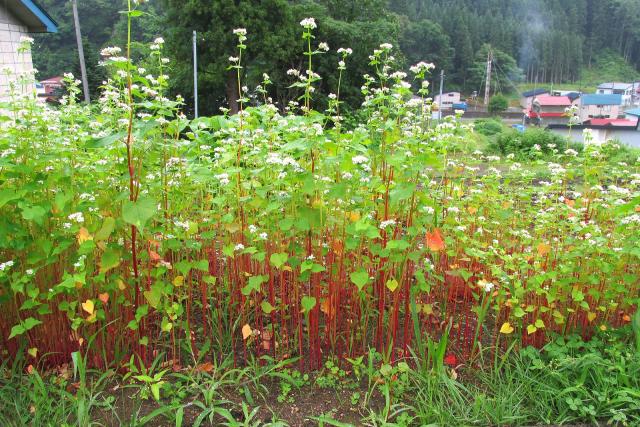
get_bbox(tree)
[468,44,523,96]
[488,94,508,114]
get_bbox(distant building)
[596,82,635,106]
[625,108,640,121]
[548,119,640,148]
[434,92,461,110]
[528,95,573,125]
[0,0,57,101]
[36,75,63,102]
[579,94,623,121]
[520,88,548,109]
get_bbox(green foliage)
[473,118,504,136]
[490,128,579,159]
[487,94,508,114]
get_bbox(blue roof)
[8,0,58,33]
[522,88,548,98]
[625,108,640,117]
[581,94,622,106]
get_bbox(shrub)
[488,94,508,114]
[473,118,504,136]
[490,127,581,159]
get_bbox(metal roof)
[581,94,623,106]
[522,88,548,98]
[4,0,58,33]
[625,108,640,117]
[597,82,633,91]
[533,95,572,106]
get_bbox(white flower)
[318,42,329,52]
[0,260,14,272]
[229,56,239,63]
[379,43,393,50]
[234,243,245,252]
[337,48,353,55]
[20,36,34,44]
[379,219,396,229]
[215,173,230,185]
[101,46,122,57]
[352,155,369,165]
[409,62,435,74]
[68,212,85,223]
[154,37,165,45]
[233,28,247,36]
[478,280,495,293]
[300,18,317,29]
[259,232,268,240]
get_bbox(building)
[579,94,623,121]
[625,108,640,121]
[36,75,63,102]
[434,92,461,110]
[528,95,574,125]
[548,120,640,148]
[0,0,57,101]
[520,88,548,109]
[596,82,636,106]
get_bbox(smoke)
[519,1,547,69]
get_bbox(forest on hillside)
[32,0,640,115]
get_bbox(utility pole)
[71,0,90,104]
[193,30,199,118]
[483,49,492,106]
[438,69,444,120]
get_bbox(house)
[528,95,573,125]
[520,88,548,109]
[36,75,63,102]
[434,92,461,110]
[625,108,640,121]
[596,82,635,106]
[579,94,623,121]
[547,119,640,148]
[0,0,58,101]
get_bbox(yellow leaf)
[587,312,597,323]
[81,299,94,315]
[537,243,551,257]
[349,211,361,222]
[527,324,537,335]
[173,276,184,287]
[499,322,514,334]
[117,279,126,291]
[28,347,38,358]
[385,278,399,292]
[77,227,93,244]
[241,324,252,340]
[599,324,607,331]
[423,304,434,315]
[467,206,478,215]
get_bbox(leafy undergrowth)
[0,7,639,426]
[1,328,639,426]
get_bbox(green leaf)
[350,270,369,291]
[386,278,399,292]
[100,248,121,274]
[261,301,275,314]
[301,296,317,313]
[269,253,288,269]
[122,197,156,232]
[242,275,267,296]
[95,217,116,241]
[8,324,25,339]
[0,189,22,209]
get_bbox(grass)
[2,327,638,426]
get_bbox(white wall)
[0,6,35,101]
[549,127,640,148]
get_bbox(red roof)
[534,95,572,106]
[528,112,566,118]
[587,119,638,127]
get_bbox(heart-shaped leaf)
[350,270,369,291]
[122,197,156,232]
